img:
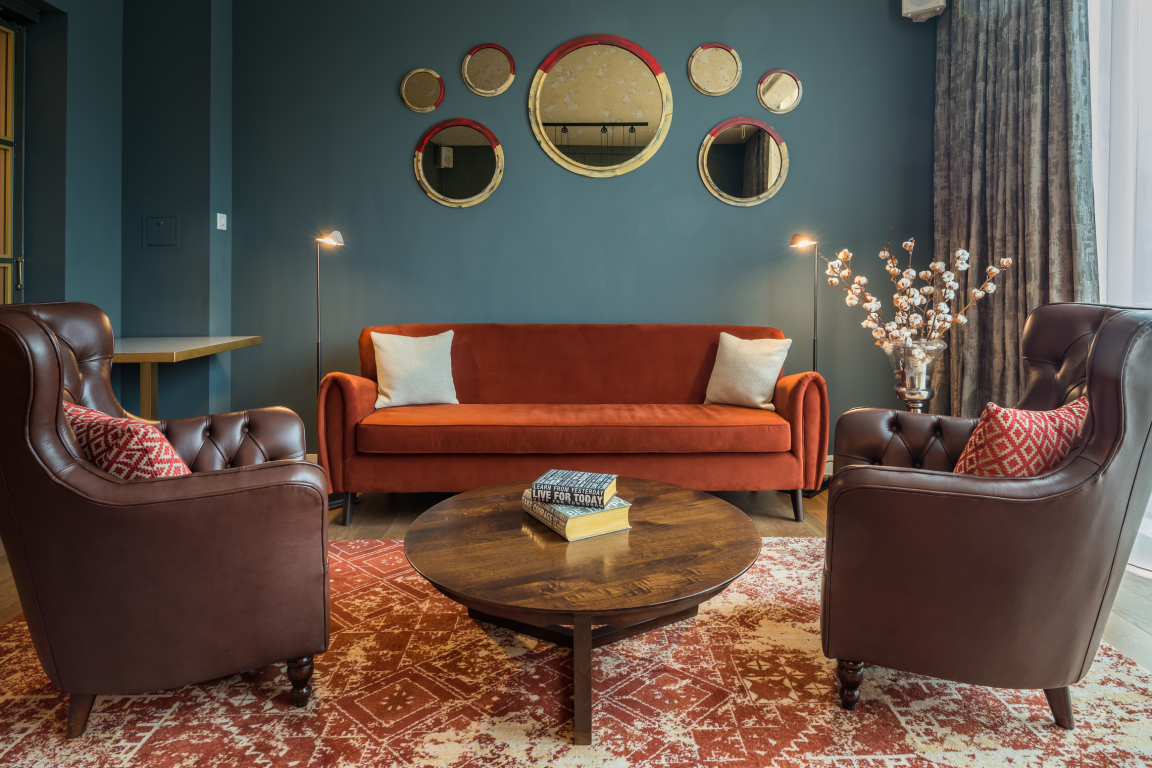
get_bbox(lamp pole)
[789,234,818,373]
[315,231,344,392]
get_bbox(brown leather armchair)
[822,303,1152,730]
[0,302,330,738]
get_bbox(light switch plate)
[217,213,227,230]
[144,216,178,248]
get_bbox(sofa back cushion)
[358,324,786,404]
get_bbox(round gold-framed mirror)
[698,117,789,207]
[401,68,445,113]
[462,44,515,97]
[687,43,741,96]
[413,119,504,208]
[757,69,802,114]
[528,34,673,178]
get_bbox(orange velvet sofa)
[318,323,828,523]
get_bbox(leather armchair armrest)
[774,372,830,490]
[155,407,307,472]
[832,407,978,474]
[33,460,330,694]
[317,372,377,493]
[821,458,1104,688]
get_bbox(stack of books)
[521,469,631,541]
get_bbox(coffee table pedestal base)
[468,605,699,745]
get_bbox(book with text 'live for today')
[521,489,631,542]
[531,469,618,509]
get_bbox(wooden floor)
[3,489,1152,672]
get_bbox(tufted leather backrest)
[833,303,1147,475]
[1016,303,1112,411]
[2,301,128,418]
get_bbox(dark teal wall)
[119,0,232,419]
[227,0,937,453]
[22,0,123,335]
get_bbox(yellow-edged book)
[520,489,631,541]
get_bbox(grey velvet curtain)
[742,131,774,198]
[930,0,1100,417]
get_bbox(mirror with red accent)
[413,120,505,208]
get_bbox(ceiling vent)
[902,0,946,22]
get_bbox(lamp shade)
[789,233,814,248]
[317,231,345,246]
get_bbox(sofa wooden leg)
[287,656,314,708]
[66,693,96,738]
[341,493,354,526]
[790,489,804,522]
[1044,686,1075,730]
[836,660,864,710]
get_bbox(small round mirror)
[414,119,504,208]
[529,35,673,178]
[698,117,789,206]
[401,69,445,113]
[757,69,802,114]
[687,43,741,96]
[462,44,515,97]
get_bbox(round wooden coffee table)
[404,477,761,745]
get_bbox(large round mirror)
[757,69,802,114]
[528,35,673,178]
[414,119,504,208]
[687,43,741,96]
[697,117,789,207]
[462,44,515,97]
[401,69,445,113]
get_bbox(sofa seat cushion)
[356,403,792,454]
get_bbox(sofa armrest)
[832,407,978,474]
[156,407,307,472]
[317,372,377,493]
[773,372,829,490]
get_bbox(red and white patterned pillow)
[953,396,1089,477]
[62,401,191,480]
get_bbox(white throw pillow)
[704,332,792,411]
[371,330,459,408]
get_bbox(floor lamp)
[316,231,356,514]
[789,233,829,497]
[316,231,344,390]
[789,233,818,373]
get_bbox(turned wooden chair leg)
[341,493,354,526]
[287,656,314,707]
[66,693,97,738]
[790,489,805,522]
[836,660,864,710]
[1044,686,1075,730]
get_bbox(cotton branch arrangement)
[819,237,1013,346]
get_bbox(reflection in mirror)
[463,44,515,96]
[698,118,788,206]
[414,120,504,208]
[688,44,741,96]
[529,36,673,177]
[757,69,802,114]
[401,69,444,112]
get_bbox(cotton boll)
[854,275,868,285]
[986,282,997,293]
[897,278,911,289]
[903,269,917,279]
[845,294,860,306]
[942,271,955,282]
[828,277,840,286]
[919,271,932,281]
[986,266,1000,276]
[999,257,1013,269]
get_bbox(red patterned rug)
[2,538,1151,767]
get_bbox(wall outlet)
[217,213,227,230]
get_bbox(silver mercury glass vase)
[881,339,947,413]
